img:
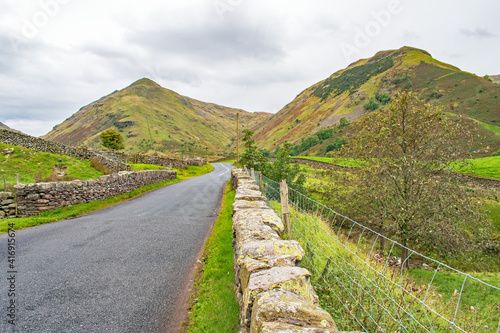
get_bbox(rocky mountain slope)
[44,78,271,157]
[253,47,500,153]
[0,122,11,130]
[490,75,500,84]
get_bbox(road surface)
[0,163,233,333]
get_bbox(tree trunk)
[379,236,385,256]
[401,245,410,270]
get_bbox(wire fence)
[249,171,500,333]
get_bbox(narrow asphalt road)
[0,163,233,333]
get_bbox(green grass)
[0,164,214,233]
[0,143,103,188]
[186,183,239,333]
[130,163,166,171]
[454,156,500,179]
[293,156,365,167]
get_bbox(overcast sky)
[1,0,499,136]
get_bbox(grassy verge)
[0,164,214,233]
[185,183,239,333]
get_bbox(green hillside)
[253,47,500,154]
[44,78,271,158]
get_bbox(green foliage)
[300,136,320,152]
[338,117,349,129]
[239,129,268,171]
[265,142,306,191]
[316,128,335,140]
[392,73,410,84]
[329,92,491,267]
[313,55,394,100]
[259,149,270,158]
[363,97,380,111]
[326,138,347,153]
[100,129,125,150]
[187,184,239,333]
[484,74,493,82]
[375,91,392,105]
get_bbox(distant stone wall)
[15,170,176,217]
[0,192,16,219]
[126,153,187,169]
[186,158,207,167]
[0,129,129,171]
[291,158,354,170]
[231,168,340,333]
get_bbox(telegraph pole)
[236,113,239,165]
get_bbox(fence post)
[243,165,248,174]
[280,180,291,239]
[2,175,5,192]
[258,171,263,194]
[16,174,19,185]
[251,168,255,181]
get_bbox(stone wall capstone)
[0,192,16,219]
[15,170,176,217]
[231,168,340,333]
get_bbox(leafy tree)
[316,128,335,140]
[100,129,124,150]
[239,129,267,171]
[375,91,392,105]
[265,142,306,192]
[326,138,346,153]
[338,117,349,129]
[328,92,490,268]
[363,97,380,111]
[259,149,271,158]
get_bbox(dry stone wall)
[231,168,340,333]
[0,192,16,218]
[15,170,176,217]
[0,129,208,171]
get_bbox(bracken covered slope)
[253,46,500,152]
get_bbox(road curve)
[0,163,233,333]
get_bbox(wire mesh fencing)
[250,171,500,333]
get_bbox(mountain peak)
[129,78,162,89]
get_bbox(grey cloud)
[126,20,286,65]
[460,28,496,39]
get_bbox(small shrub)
[363,97,380,111]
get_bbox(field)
[0,142,103,189]
[296,155,500,180]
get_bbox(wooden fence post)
[258,171,263,194]
[251,168,255,180]
[280,180,291,239]
[16,174,19,185]
[243,165,248,174]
